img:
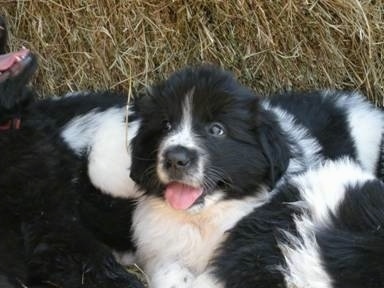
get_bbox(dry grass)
[1,1,383,104]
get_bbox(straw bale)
[1,1,383,103]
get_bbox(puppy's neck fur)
[133,188,270,276]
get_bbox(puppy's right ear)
[130,86,156,185]
[250,99,291,187]
[0,16,8,54]
[133,86,155,114]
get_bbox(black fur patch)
[268,90,356,160]
[317,180,384,288]
[212,183,300,288]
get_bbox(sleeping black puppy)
[0,17,143,288]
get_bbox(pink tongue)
[165,182,203,210]
[0,49,29,71]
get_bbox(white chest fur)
[133,193,268,288]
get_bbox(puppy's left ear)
[129,135,149,185]
[251,99,290,186]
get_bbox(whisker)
[208,166,233,186]
[132,155,156,161]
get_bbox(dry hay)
[0,1,383,104]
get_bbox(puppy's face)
[0,16,37,117]
[131,66,289,212]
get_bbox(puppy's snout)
[164,146,197,170]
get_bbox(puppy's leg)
[0,274,15,288]
[23,218,144,288]
[1,135,144,288]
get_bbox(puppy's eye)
[207,122,225,137]
[162,120,172,131]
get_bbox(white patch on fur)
[326,90,384,173]
[279,216,333,288]
[64,91,90,98]
[62,106,143,198]
[293,158,375,224]
[279,158,375,288]
[62,109,101,156]
[133,189,269,288]
[113,251,136,266]
[51,91,90,100]
[157,90,206,187]
[263,101,323,177]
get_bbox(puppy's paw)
[29,247,145,288]
[150,262,195,288]
[192,272,223,288]
[84,255,145,288]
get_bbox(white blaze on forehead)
[163,89,196,149]
[157,89,206,186]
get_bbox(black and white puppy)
[129,65,384,287]
[212,158,384,288]
[0,19,143,288]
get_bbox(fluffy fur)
[0,20,143,288]
[213,158,384,288]
[0,90,143,288]
[130,65,384,287]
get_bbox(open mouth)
[0,48,32,82]
[164,182,204,210]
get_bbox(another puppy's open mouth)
[164,182,204,210]
[0,48,32,81]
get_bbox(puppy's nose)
[164,146,196,169]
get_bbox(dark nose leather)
[164,146,196,169]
